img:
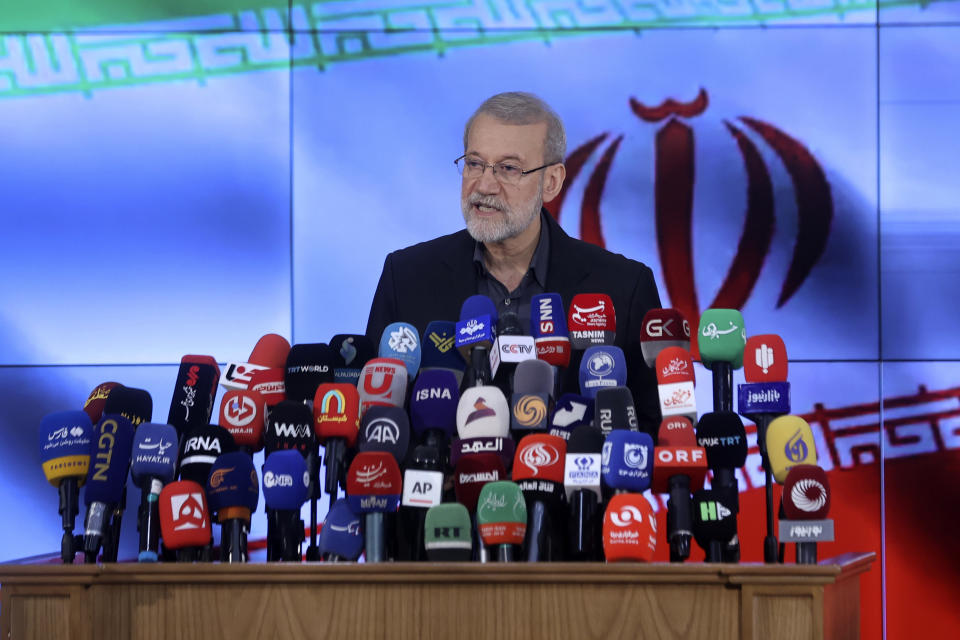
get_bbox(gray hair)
[463,92,566,165]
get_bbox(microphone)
[513,433,566,561]
[285,343,335,403]
[248,368,287,406]
[207,451,259,563]
[602,494,657,562]
[82,382,119,424]
[549,394,594,441]
[692,489,738,562]
[766,415,818,483]
[651,417,707,562]
[346,451,402,562]
[450,436,515,472]
[409,369,459,466]
[82,415,135,563]
[399,445,444,560]
[513,359,554,396]
[490,311,536,388]
[530,293,571,369]
[223,334,290,391]
[130,423,178,562]
[456,385,510,440]
[379,321,422,379]
[510,359,554,437]
[424,503,473,561]
[593,387,638,437]
[454,452,506,562]
[219,389,266,454]
[158,480,212,562]
[578,346,627,400]
[456,294,497,360]
[179,424,238,486]
[476,480,526,562]
[313,383,360,497]
[103,385,153,427]
[601,430,654,494]
[359,406,411,462]
[358,357,408,413]
[39,410,92,563]
[655,346,697,424]
[564,426,603,560]
[330,334,375,385]
[318,498,363,562]
[639,308,690,368]
[262,449,310,561]
[420,321,467,385]
[167,355,220,438]
[696,411,748,562]
[568,293,616,349]
[697,309,746,413]
[780,465,833,564]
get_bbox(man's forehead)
[466,114,547,162]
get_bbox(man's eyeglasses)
[454,155,555,186]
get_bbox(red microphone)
[83,381,119,424]
[248,368,286,406]
[159,480,212,561]
[655,347,697,423]
[512,434,566,485]
[314,383,361,495]
[652,417,707,563]
[346,451,402,562]
[640,308,690,367]
[783,465,830,520]
[568,293,616,349]
[743,334,788,382]
[655,346,696,387]
[358,358,408,414]
[249,333,291,368]
[454,453,506,513]
[219,389,265,452]
[602,494,657,562]
[513,434,566,561]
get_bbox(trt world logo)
[623,443,648,470]
[586,352,615,377]
[364,418,400,444]
[610,504,645,528]
[785,429,809,462]
[170,492,207,531]
[388,326,418,353]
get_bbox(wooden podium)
[0,552,873,640]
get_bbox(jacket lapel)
[543,209,591,302]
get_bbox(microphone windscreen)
[222,362,269,391]
[567,425,604,454]
[513,359,554,396]
[603,493,657,562]
[359,405,410,463]
[476,481,526,546]
[450,437,515,471]
[456,386,510,439]
[550,394,594,431]
[379,322,422,378]
[313,383,360,447]
[578,346,627,399]
[248,333,291,368]
[460,294,498,325]
[207,451,259,519]
[594,386,639,436]
[358,358,408,413]
[510,393,551,433]
[454,453,506,513]
[657,416,697,446]
[568,293,616,349]
[167,356,220,435]
[564,426,603,500]
[640,308,690,368]
[82,382,119,424]
[284,343,335,403]
[513,433,566,483]
[331,334,376,384]
[131,422,179,486]
[651,444,708,494]
[319,498,363,560]
[766,415,818,483]
[655,347,696,386]
[692,489,738,551]
[104,385,153,427]
[179,424,237,486]
[695,412,748,469]
[84,415,135,504]
[783,465,830,520]
[697,309,746,370]
[743,334,788,382]
[424,503,473,561]
[346,451,402,514]
[601,430,654,493]
[409,369,459,437]
[248,368,286,405]
[530,293,568,338]
[420,321,466,373]
[159,480,211,549]
[264,400,316,457]
[497,311,522,336]
[219,389,266,451]
[262,449,310,510]
[39,410,92,486]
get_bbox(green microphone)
[476,481,527,562]
[698,309,746,413]
[424,503,473,561]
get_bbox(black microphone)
[563,426,603,560]
[397,445,443,561]
[696,411,748,562]
[593,386,639,437]
[178,423,237,560]
[167,355,220,439]
[358,406,410,561]
[264,400,315,561]
[490,311,536,398]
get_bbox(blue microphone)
[39,410,93,563]
[549,394,594,441]
[131,423,178,562]
[420,321,467,383]
[207,451,259,563]
[319,498,363,561]
[83,415,135,563]
[456,295,497,379]
[379,321,422,378]
[601,430,654,493]
[410,369,459,461]
[578,345,628,399]
[263,450,310,562]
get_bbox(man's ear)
[542,164,566,202]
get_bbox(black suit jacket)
[366,210,663,433]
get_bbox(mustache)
[467,193,507,211]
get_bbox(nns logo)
[538,297,554,334]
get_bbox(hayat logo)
[544,89,831,332]
[138,436,173,457]
[519,443,560,474]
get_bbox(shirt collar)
[472,210,550,288]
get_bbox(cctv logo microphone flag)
[640,308,691,368]
[83,415,135,563]
[167,355,220,438]
[331,333,375,385]
[652,417,707,563]
[655,346,697,424]
[219,388,266,453]
[179,423,238,487]
[409,369,459,464]
[358,357,408,414]
[130,422,178,562]
[568,293,616,349]
[284,343,336,403]
[530,293,571,369]
[780,465,833,564]
[103,384,153,427]
[379,321,422,379]
[578,345,627,400]
[549,394,594,441]
[313,383,360,496]
[476,480,527,562]
[490,311,536,384]
[766,415,818,483]
[159,480,211,562]
[602,493,657,562]
[346,451,402,562]
[262,449,310,562]
[697,309,746,413]
[564,426,604,561]
[206,451,259,563]
[692,489,738,562]
[593,387,639,436]
[420,321,467,384]
[39,410,92,563]
[248,368,286,406]
[601,430,655,494]
[513,433,566,562]
[425,503,473,562]
[319,498,363,562]
[82,382,119,424]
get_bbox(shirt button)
[504,298,511,306]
